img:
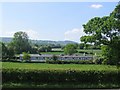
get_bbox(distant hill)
[0,37,78,46]
[0,37,13,43]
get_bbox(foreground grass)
[1,62,118,71]
[2,82,120,89]
[2,62,119,89]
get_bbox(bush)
[46,60,94,64]
[22,52,31,61]
[93,56,104,64]
[2,68,120,84]
[102,59,109,65]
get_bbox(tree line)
[81,3,120,65]
[1,2,120,65]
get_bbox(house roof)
[19,54,92,58]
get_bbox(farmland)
[41,49,102,56]
[2,62,120,88]
[2,62,118,71]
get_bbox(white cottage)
[19,54,93,61]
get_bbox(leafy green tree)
[64,44,77,55]
[0,42,8,60]
[52,54,58,61]
[0,42,15,60]
[38,46,52,52]
[79,43,85,49]
[80,3,120,65]
[12,31,31,54]
[7,42,15,60]
[22,52,31,61]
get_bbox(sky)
[0,1,119,43]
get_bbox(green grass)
[52,48,63,51]
[41,51,64,55]
[2,62,120,88]
[41,49,102,55]
[77,49,102,55]
[2,82,120,88]
[2,62,118,71]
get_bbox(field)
[41,49,102,56]
[2,62,118,71]
[2,62,120,88]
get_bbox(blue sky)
[1,2,118,42]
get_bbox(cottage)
[19,54,93,61]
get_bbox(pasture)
[41,49,102,56]
[2,62,117,71]
[2,62,120,88]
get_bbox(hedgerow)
[46,60,94,64]
[2,68,120,84]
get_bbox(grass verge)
[2,82,120,89]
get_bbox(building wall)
[20,55,93,61]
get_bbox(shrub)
[93,56,104,64]
[2,68,120,84]
[46,60,94,64]
[102,59,109,65]
[52,55,58,61]
[22,52,31,61]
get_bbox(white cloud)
[22,29,40,40]
[1,30,15,37]
[1,29,40,40]
[91,4,103,9]
[64,28,85,43]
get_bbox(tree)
[64,44,77,55]
[0,42,8,60]
[79,43,85,49]
[7,42,15,60]
[52,54,58,61]
[0,42,15,60]
[38,46,52,52]
[80,3,120,65]
[22,52,31,61]
[12,31,31,54]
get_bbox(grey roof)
[20,54,52,57]
[19,54,92,57]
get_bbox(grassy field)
[1,62,120,88]
[2,62,118,71]
[41,51,64,55]
[41,49,102,55]
[3,82,120,88]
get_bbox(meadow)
[41,49,102,56]
[2,62,120,88]
[2,62,118,71]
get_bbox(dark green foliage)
[93,56,104,64]
[2,68,120,84]
[46,60,94,64]
[38,46,52,52]
[64,44,77,55]
[52,55,58,61]
[80,4,120,65]
[1,42,8,60]
[12,31,32,54]
[22,52,31,61]
[0,42,15,60]
[101,45,120,65]
[79,43,85,49]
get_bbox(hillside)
[0,37,78,45]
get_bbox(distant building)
[19,54,93,61]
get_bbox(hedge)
[2,68,120,84]
[46,60,94,64]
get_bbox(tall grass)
[2,62,118,71]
